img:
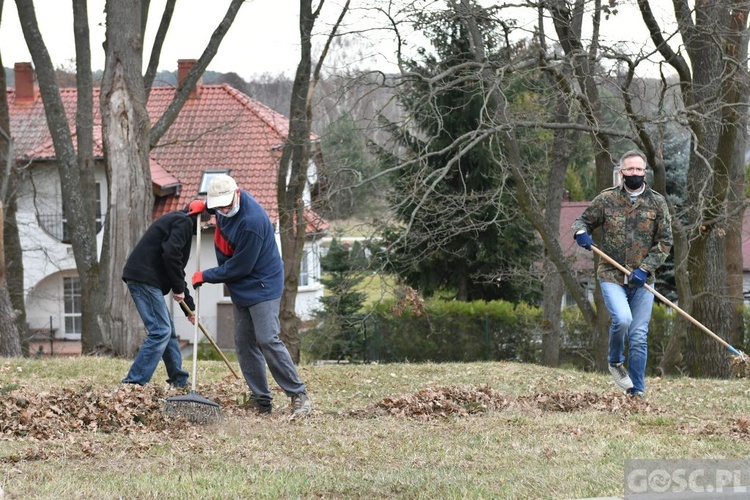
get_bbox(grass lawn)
[1,357,749,499]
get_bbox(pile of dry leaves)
[366,385,511,420]
[0,379,251,440]
[361,385,654,420]
[2,381,657,437]
[518,391,656,414]
[730,355,750,378]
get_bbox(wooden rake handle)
[591,246,745,359]
[179,300,241,379]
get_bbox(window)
[61,183,103,242]
[299,250,309,286]
[199,170,230,194]
[63,277,82,336]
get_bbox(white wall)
[19,162,109,339]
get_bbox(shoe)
[244,394,272,415]
[628,390,645,400]
[291,392,312,418]
[608,362,634,391]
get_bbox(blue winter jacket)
[202,190,284,307]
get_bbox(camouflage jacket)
[571,184,672,285]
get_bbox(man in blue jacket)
[122,200,205,387]
[192,174,312,417]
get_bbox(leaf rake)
[592,246,750,373]
[163,214,221,424]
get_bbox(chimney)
[14,62,35,101]
[177,59,202,99]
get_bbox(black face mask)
[623,175,645,190]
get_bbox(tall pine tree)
[381,2,541,303]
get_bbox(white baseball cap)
[206,174,238,209]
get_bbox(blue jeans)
[122,281,189,387]
[233,298,306,401]
[600,281,654,393]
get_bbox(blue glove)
[630,268,649,287]
[575,232,593,251]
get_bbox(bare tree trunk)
[0,201,21,357]
[4,189,27,352]
[15,0,103,351]
[658,215,689,374]
[639,0,749,378]
[724,8,748,349]
[278,0,349,363]
[277,1,313,361]
[681,3,747,377]
[540,95,579,367]
[0,25,23,356]
[100,0,152,357]
[546,0,613,372]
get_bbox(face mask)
[217,196,240,218]
[623,175,645,190]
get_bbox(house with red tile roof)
[9,60,328,351]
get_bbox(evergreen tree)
[380,2,542,303]
[307,238,367,361]
[318,113,383,219]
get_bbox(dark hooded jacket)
[122,210,197,313]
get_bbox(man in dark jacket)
[192,174,312,418]
[122,200,206,387]
[572,150,672,399]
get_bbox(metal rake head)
[163,391,222,424]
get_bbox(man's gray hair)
[618,150,647,168]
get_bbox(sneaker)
[291,392,312,418]
[628,390,645,400]
[244,394,272,415]
[608,362,634,391]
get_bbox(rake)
[179,299,240,380]
[592,246,749,368]
[163,216,221,424]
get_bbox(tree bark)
[547,0,613,372]
[100,0,152,357]
[0,202,21,357]
[0,19,23,356]
[541,94,579,367]
[278,0,349,363]
[671,1,748,377]
[277,1,314,362]
[15,0,104,352]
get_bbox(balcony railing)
[38,213,103,243]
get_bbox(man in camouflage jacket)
[571,150,672,398]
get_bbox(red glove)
[187,199,206,215]
[192,271,205,288]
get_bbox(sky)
[0,0,679,81]
[1,0,311,79]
